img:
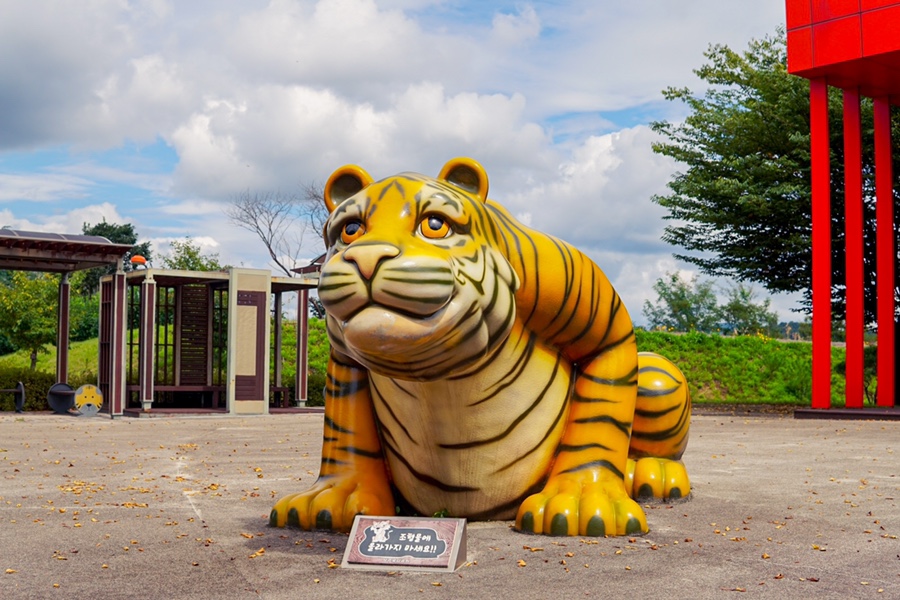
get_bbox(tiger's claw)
[270,476,394,532]
[515,476,648,537]
[627,457,691,501]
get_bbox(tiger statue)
[270,157,691,537]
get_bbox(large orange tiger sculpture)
[270,158,690,536]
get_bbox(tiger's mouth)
[332,288,501,380]
[339,292,469,355]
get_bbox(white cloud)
[491,6,541,46]
[503,125,675,255]
[0,0,799,320]
[0,202,126,235]
[0,173,91,202]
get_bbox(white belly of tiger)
[369,333,573,519]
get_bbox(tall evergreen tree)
[651,30,900,324]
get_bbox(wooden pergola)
[0,229,132,384]
[99,266,319,416]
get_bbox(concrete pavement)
[0,410,897,599]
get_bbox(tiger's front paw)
[626,457,690,501]
[269,475,394,531]
[515,476,648,537]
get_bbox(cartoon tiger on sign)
[270,157,690,537]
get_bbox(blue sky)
[0,0,792,321]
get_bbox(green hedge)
[0,368,97,412]
[635,330,845,406]
[3,322,854,411]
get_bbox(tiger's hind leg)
[626,352,691,501]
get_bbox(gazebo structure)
[0,229,132,385]
[99,266,318,416]
[785,1,900,413]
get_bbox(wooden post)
[274,291,283,397]
[296,289,309,407]
[139,273,157,411]
[56,272,70,385]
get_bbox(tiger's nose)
[342,244,400,280]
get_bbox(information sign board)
[341,515,467,572]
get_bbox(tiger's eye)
[341,221,366,244]
[421,215,451,239]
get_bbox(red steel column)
[874,97,895,407]
[811,79,832,409]
[843,89,865,408]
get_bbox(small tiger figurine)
[270,158,691,537]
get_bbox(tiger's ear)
[438,157,489,202]
[323,165,374,213]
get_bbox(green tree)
[643,272,721,333]
[0,272,59,369]
[76,220,153,296]
[160,237,227,271]
[69,293,100,341]
[719,283,779,336]
[650,30,900,323]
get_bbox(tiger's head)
[318,157,520,381]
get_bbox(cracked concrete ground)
[1,411,897,599]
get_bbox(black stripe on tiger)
[580,365,639,387]
[466,331,536,404]
[323,415,353,434]
[542,237,579,339]
[382,438,480,493]
[557,442,614,453]
[559,262,602,349]
[381,265,454,285]
[637,385,683,398]
[572,414,632,437]
[570,390,618,404]
[334,446,384,459]
[495,387,569,473]
[638,365,683,384]
[381,288,449,306]
[631,403,691,442]
[370,378,419,446]
[486,204,540,315]
[439,355,565,450]
[634,404,680,418]
[557,459,625,481]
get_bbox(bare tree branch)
[225,185,327,277]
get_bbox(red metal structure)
[786,0,900,410]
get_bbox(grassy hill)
[1,321,862,410]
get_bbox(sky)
[0,0,797,324]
